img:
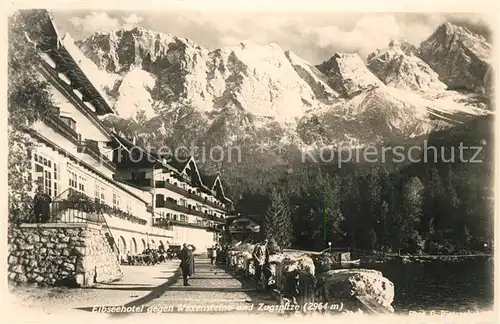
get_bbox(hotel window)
[78,176,86,193]
[33,153,59,198]
[94,183,106,204]
[113,193,121,209]
[68,170,86,195]
[126,201,132,213]
[179,198,187,207]
[53,163,60,197]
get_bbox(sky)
[50,10,493,63]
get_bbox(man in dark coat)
[179,243,196,286]
[33,186,52,223]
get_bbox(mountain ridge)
[67,22,492,154]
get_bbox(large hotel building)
[24,12,232,258]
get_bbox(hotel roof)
[37,10,114,116]
[111,133,233,203]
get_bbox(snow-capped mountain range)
[64,21,493,149]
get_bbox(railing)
[50,195,105,223]
[30,189,121,259]
[125,179,152,187]
[155,180,231,212]
[152,218,221,232]
[156,199,226,224]
[49,192,148,226]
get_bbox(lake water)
[366,257,494,313]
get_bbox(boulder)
[282,254,315,276]
[316,269,394,313]
[269,253,287,263]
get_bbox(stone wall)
[8,223,123,287]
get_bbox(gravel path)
[8,255,277,320]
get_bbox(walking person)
[210,244,218,265]
[179,243,196,286]
[252,238,269,291]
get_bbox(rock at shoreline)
[282,254,315,276]
[316,268,395,313]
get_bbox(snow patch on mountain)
[205,43,318,123]
[112,67,157,119]
[367,40,447,92]
[316,53,384,98]
[284,50,340,104]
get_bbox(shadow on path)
[215,263,278,308]
[75,267,182,317]
[111,267,182,317]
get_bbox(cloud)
[298,15,402,58]
[69,12,120,35]
[67,12,145,37]
[60,11,491,64]
[121,14,144,29]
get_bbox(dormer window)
[41,53,57,69]
[58,73,71,85]
[60,116,76,131]
[73,89,83,100]
[84,101,96,112]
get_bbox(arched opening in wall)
[141,238,146,252]
[150,239,156,249]
[131,237,138,254]
[159,240,164,249]
[118,236,127,255]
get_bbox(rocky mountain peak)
[77,28,206,74]
[366,40,446,92]
[316,53,384,98]
[419,22,492,94]
[388,40,419,56]
[69,20,492,152]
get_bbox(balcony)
[155,198,225,224]
[126,178,152,187]
[50,192,148,226]
[153,218,222,232]
[42,113,80,145]
[155,180,231,212]
[77,139,116,170]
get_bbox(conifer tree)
[263,188,293,248]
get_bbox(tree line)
[229,116,494,255]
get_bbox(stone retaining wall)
[8,223,123,287]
